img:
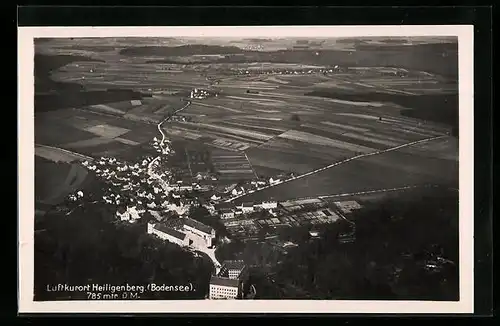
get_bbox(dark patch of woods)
[34,182,214,301]
[215,189,459,300]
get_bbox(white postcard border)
[18,25,474,314]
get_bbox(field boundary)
[227,134,449,202]
[35,144,94,162]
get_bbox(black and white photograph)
[18,26,474,314]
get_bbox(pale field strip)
[208,142,249,152]
[340,132,400,147]
[180,122,274,141]
[278,130,376,154]
[88,104,126,115]
[195,129,264,146]
[164,127,203,140]
[191,101,243,113]
[221,120,287,133]
[377,87,419,96]
[35,144,93,162]
[380,117,448,134]
[210,139,251,152]
[115,137,140,146]
[245,116,282,121]
[225,95,288,105]
[84,124,131,138]
[319,121,371,133]
[61,136,115,149]
[362,131,410,144]
[386,123,442,138]
[249,102,284,109]
[218,169,254,174]
[321,97,385,107]
[266,76,289,84]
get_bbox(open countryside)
[34,36,459,302]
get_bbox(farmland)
[34,37,458,210]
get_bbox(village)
[63,97,362,299]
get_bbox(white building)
[208,277,241,300]
[182,217,216,247]
[147,222,189,247]
[255,201,277,210]
[116,207,130,221]
[209,260,249,300]
[220,208,234,219]
[237,202,254,214]
[128,206,141,220]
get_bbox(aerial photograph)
[33,36,459,301]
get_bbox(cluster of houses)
[205,201,279,220]
[152,137,172,155]
[214,176,288,202]
[233,65,342,76]
[189,88,216,100]
[81,156,177,208]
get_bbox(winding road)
[226,134,449,203]
[146,100,222,272]
[147,100,191,190]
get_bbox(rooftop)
[153,224,186,241]
[222,260,246,271]
[163,217,184,229]
[209,276,239,288]
[215,203,235,210]
[183,217,214,235]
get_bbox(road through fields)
[226,134,450,203]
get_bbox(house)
[231,187,245,196]
[182,217,216,247]
[218,260,248,280]
[256,201,277,210]
[309,230,320,237]
[220,208,235,219]
[210,194,221,201]
[208,276,242,300]
[209,260,249,300]
[204,203,216,215]
[269,177,281,185]
[128,206,141,220]
[238,202,254,214]
[116,207,130,221]
[147,222,189,247]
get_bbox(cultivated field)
[34,38,459,203]
[35,156,92,205]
